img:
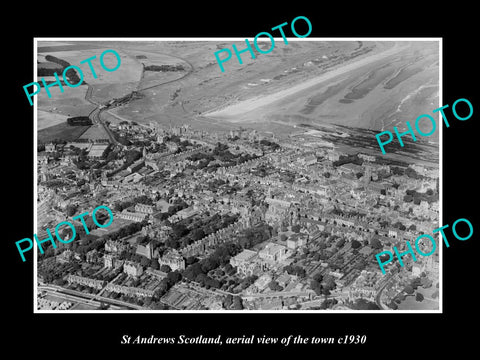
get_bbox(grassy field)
[37,110,69,131]
[205,41,439,137]
[37,45,143,106]
[397,285,439,310]
[38,122,90,144]
[37,84,96,118]
[35,40,438,149]
[91,82,139,104]
[38,62,63,70]
[78,123,110,141]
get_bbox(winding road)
[82,50,195,146]
[85,91,119,145]
[375,275,394,310]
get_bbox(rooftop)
[232,249,257,262]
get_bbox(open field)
[37,110,69,131]
[397,284,439,310]
[37,42,105,53]
[37,45,144,106]
[78,123,111,141]
[36,40,439,147]
[205,41,439,141]
[37,84,96,118]
[128,49,189,66]
[38,122,90,144]
[37,110,68,131]
[92,82,139,104]
[37,61,63,70]
[96,41,366,127]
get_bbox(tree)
[150,259,160,270]
[224,263,235,275]
[66,204,78,217]
[370,237,382,250]
[389,302,398,310]
[351,240,361,249]
[185,256,198,266]
[404,285,414,295]
[321,287,331,296]
[232,296,243,310]
[125,149,142,164]
[323,275,336,292]
[205,277,220,289]
[294,265,306,278]
[167,270,182,285]
[195,273,208,286]
[318,242,327,250]
[421,277,433,289]
[223,294,233,309]
[405,167,419,179]
[136,235,149,245]
[411,277,422,289]
[143,297,153,307]
[140,256,151,267]
[336,238,346,248]
[154,281,169,298]
[268,281,283,291]
[313,272,323,283]
[352,299,380,310]
[310,280,322,296]
[191,228,205,241]
[291,224,301,233]
[415,292,424,302]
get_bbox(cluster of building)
[230,242,291,277]
[37,297,74,310]
[37,121,439,311]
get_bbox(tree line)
[144,64,185,72]
[41,55,86,86]
[67,116,92,126]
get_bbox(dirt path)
[205,43,408,120]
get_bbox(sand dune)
[204,43,407,120]
[37,110,69,130]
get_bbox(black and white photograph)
[33,39,441,312]
[6,4,478,357]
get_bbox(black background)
[5,3,477,356]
